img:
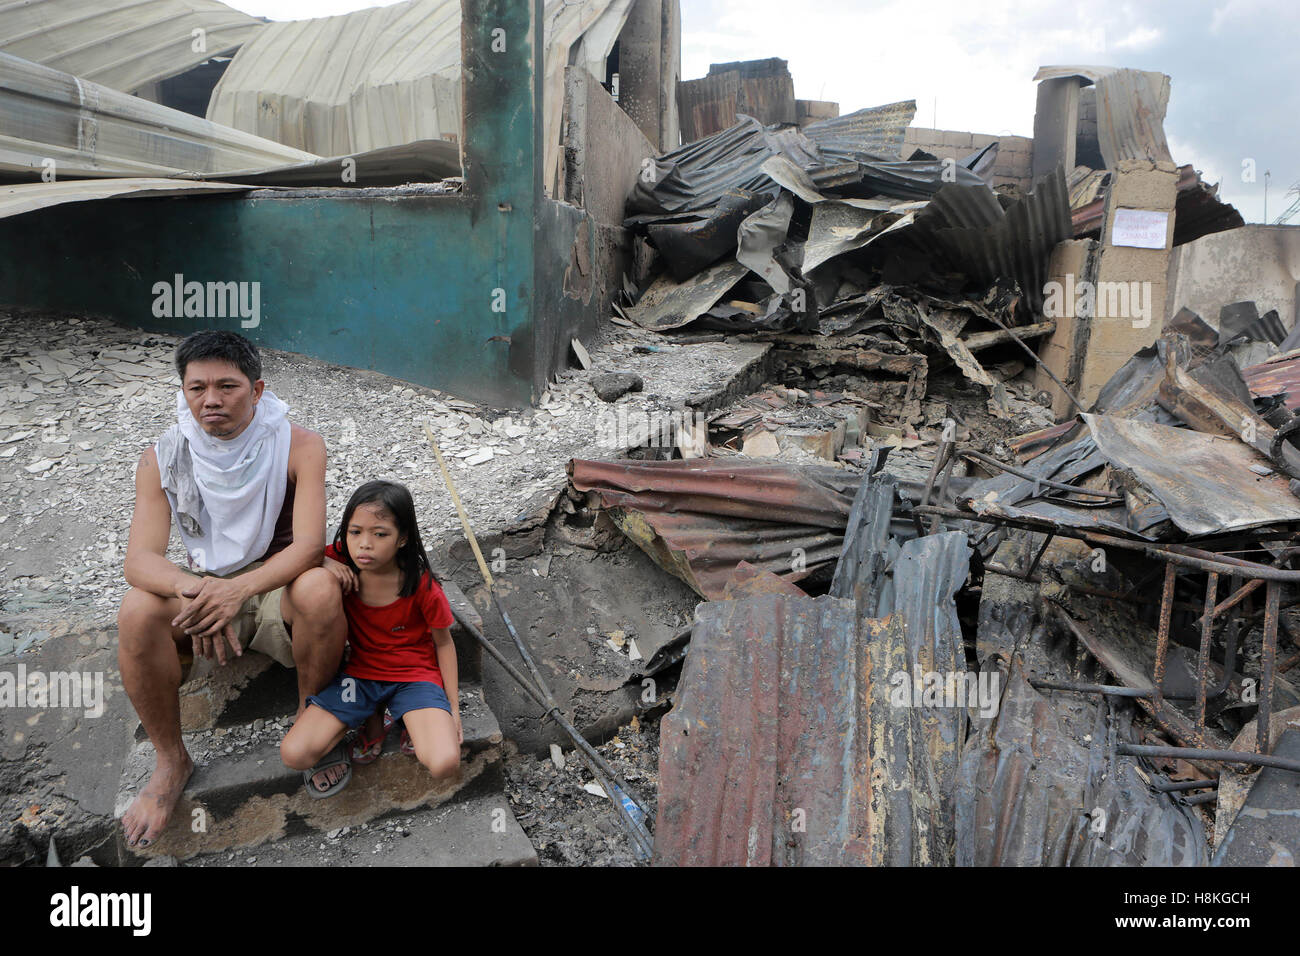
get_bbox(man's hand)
[189,621,244,666]
[172,576,248,664]
[322,556,358,593]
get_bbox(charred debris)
[540,62,1300,866]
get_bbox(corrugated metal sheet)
[677,59,796,141]
[568,457,860,598]
[861,531,971,866]
[801,199,923,273]
[914,164,1072,313]
[802,100,916,163]
[654,592,868,865]
[1034,65,1172,169]
[1083,413,1300,536]
[0,52,320,181]
[208,0,630,197]
[0,0,263,94]
[955,664,1208,865]
[219,138,461,186]
[0,177,254,219]
[207,0,461,158]
[829,472,896,614]
[625,258,749,330]
[627,102,927,225]
[1071,164,1243,246]
[1173,164,1244,246]
[1244,353,1300,410]
[607,507,844,600]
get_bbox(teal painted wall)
[0,0,551,409]
[0,193,535,405]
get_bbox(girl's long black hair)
[333,480,436,597]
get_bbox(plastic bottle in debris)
[611,784,648,828]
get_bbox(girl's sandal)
[399,727,416,757]
[347,728,384,765]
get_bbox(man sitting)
[118,330,348,849]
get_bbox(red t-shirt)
[324,543,455,685]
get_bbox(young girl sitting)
[281,480,461,797]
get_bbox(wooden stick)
[423,422,493,589]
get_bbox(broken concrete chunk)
[741,429,780,457]
[590,372,644,403]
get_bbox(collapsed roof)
[0,0,264,94]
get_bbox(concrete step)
[175,591,484,733]
[183,790,537,867]
[116,682,507,861]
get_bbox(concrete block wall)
[902,126,1034,190]
[1033,239,1097,418]
[797,98,839,127]
[1166,224,1300,331]
[1076,159,1179,404]
[563,65,657,228]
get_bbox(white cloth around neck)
[159,388,292,575]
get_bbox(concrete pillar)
[1075,159,1179,405]
[1032,77,1081,182]
[618,0,678,152]
[461,0,544,400]
[658,0,680,150]
[617,0,664,150]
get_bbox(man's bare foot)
[122,754,194,849]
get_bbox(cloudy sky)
[225,0,1298,223]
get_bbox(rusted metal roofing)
[677,58,796,141]
[1083,413,1300,536]
[1034,66,1172,169]
[569,457,859,529]
[955,664,1208,865]
[860,531,972,865]
[568,457,860,598]
[0,0,264,94]
[0,52,320,183]
[654,592,867,865]
[1244,352,1300,410]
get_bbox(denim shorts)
[307,674,450,728]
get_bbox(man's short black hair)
[175,330,262,384]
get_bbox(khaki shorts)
[178,561,295,681]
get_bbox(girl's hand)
[323,556,358,593]
[455,712,463,745]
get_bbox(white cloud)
[1112,25,1162,50]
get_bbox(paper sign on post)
[1111,208,1169,249]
